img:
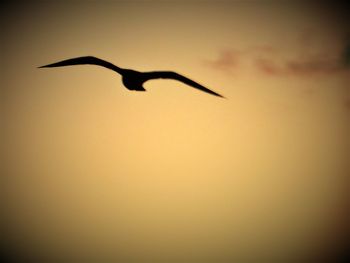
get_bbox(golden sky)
[3,1,349,262]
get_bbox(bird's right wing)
[38,56,124,74]
[144,71,225,98]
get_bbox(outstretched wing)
[38,56,124,74]
[144,71,225,98]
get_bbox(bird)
[38,56,225,98]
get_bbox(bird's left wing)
[38,56,124,74]
[144,71,225,98]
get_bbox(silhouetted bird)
[39,56,225,98]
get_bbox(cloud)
[257,30,350,76]
[254,58,281,75]
[205,32,350,77]
[254,56,344,77]
[285,58,343,75]
[204,46,278,74]
[203,49,239,73]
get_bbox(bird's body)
[39,56,225,98]
[121,69,147,91]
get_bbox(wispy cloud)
[204,46,278,74]
[254,58,281,75]
[203,49,239,73]
[254,56,344,77]
[204,32,350,77]
[285,58,342,75]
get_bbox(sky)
[2,1,349,262]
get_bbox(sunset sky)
[3,1,349,262]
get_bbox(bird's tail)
[38,56,125,74]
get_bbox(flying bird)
[39,56,225,98]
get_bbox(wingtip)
[215,93,227,99]
[38,64,56,68]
